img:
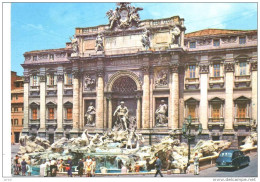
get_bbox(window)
[188,105,196,118]
[22,119,24,125]
[212,104,221,118]
[237,103,246,120]
[15,83,20,87]
[33,56,37,61]
[65,73,73,85]
[189,65,196,78]
[32,108,37,120]
[239,62,247,75]
[239,37,246,44]
[213,39,220,46]
[14,119,18,126]
[32,76,38,86]
[213,64,220,77]
[67,108,72,120]
[49,54,54,60]
[16,95,18,100]
[49,108,54,120]
[47,74,55,86]
[190,42,196,48]
[14,107,18,112]
[11,119,13,125]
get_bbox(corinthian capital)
[251,61,257,71]
[224,62,235,72]
[199,64,209,74]
[170,63,179,73]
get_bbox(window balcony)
[185,78,199,89]
[209,76,224,88]
[233,117,251,129]
[30,86,40,91]
[234,75,251,87]
[46,85,57,91]
[63,119,73,127]
[29,119,40,127]
[208,117,224,129]
[184,117,201,127]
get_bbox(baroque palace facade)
[21,3,257,147]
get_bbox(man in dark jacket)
[78,159,84,177]
[154,156,163,177]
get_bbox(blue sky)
[11,2,257,75]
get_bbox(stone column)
[56,74,64,133]
[169,64,179,129]
[96,70,104,129]
[224,62,235,130]
[199,64,209,130]
[70,71,80,135]
[108,97,113,129]
[38,75,46,134]
[136,96,141,129]
[251,61,257,123]
[149,68,154,128]
[142,66,150,129]
[22,76,29,135]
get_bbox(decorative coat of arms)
[106,2,143,30]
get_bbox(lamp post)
[182,115,202,165]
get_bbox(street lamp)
[182,115,202,165]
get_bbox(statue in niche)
[171,25,181,45]
[113,101,129,131]
[69,35,78,53]
[155,70,168,87]
[155,100,168,127]
[84,75,95,91]
[95,34,104,52]
[141,28,150,50]
[85,102,96,126]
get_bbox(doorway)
[14,132,20,143]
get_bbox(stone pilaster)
[251,61,257,123]
[56,74,64,132]
[169,64,179,129]
[22,77,29,134]
[199,64,209,130]
[108,97,113,129]
[96,69,104,129]
[38,75,46,133]
[142,66,150,128]
[136,96,141,129]
[71,71,80,134]
[224,61,235,130]
[149,68,154,128]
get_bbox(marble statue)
[141,28,150,50]
[129,5,143,27]
[155,100,168,126]
[95,34,104,52]
[84,75,95,90]
[69,35,78,53]
[113,101,129,130]
[85,102,96,126]
[171,25,181,45]
[106,8,120,29]
[155,70,168,86]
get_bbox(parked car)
[216,149,250,170]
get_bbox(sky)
[11,2,257,76]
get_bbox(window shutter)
[46,75,49,85]
[30,76,33,86]
[64,74,67,84]
[37,76,39,86]
[54,75,57,85]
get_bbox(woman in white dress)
[26,157,32,176]
[39,161,46,177]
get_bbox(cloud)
[21,23,44,31]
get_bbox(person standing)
[193,153,200,175]
[21,159,27,176]
[50,158,56,176]
[40,161,46,177]
[51,162,58,177]
[154,156,163,177]
[45,160,50,177]
[91,158,96,177]
[67,158,73,177]
[14,155,20,175]
[26,157,32,176]
[78,159,84,177]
